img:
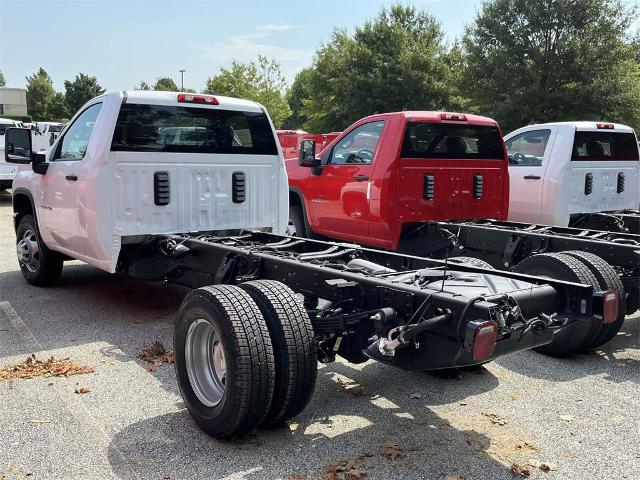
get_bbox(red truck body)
[277,130,341,160]
[285,112,510,250]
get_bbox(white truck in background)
[505,122,640,232]
[32,121,64,153]
[0,118,20,190]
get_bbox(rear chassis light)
[177,93,219,105]
[596,123,614,129]
[441,113,467,121]
[593,290,619,324]
[464,320,498,361]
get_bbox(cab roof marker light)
[177,94,219,105]
[596,123,614,129]
[441,113,467,121]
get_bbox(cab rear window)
[401,122,504,159]
[111,104,278,155]
[572,131,639,161]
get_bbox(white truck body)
[0,118,20,187]
[10,91,288,272]
[32,121,64,153]
[505,122,640,226]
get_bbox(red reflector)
[596,123,614,129]
[473,322,498,360]
[602,290,619,324]
[177,94,219,105]
[441,113,467,121]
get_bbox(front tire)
[16,214,63,286]
[174,285,275,438]
[240,280,317,427]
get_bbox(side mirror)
[5,128,33,164]
[298,139,320,168]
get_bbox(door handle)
[353,175,369,181]
[523,175,540,180]
[65,175,78,181]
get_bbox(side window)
[505,129,551,167]
[53,103,102,161]
[329,121,385,165]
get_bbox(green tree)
[302,5,460,132]
[0,70,6,87]
[153,77,178,91]
[204,56,291,128]
[64,73,106,114]
[49,92,68,122]
[282,68,312,129]
[25,68,55,121]
[462,0,640,132]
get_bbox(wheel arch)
[288,187,312,231]
[12,188,37,233]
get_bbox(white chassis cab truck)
[505,121,640,232]
[3,92,619,438]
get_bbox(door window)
[329,121,385,165]
[53,103,102,161]
[505,129,551,166]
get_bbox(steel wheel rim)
[16,229,41,273]
[286,217,297,236]
[185,319,226,407]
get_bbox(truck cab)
[287,112,509,250]
[505,122,640,226]
[6,91,288,275]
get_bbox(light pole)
[179,69,186,91]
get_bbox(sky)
[0,0,638,93]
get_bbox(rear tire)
[174,285,275,438]
[16,214,63,286]
[287,205,307,238]
[240,280,317,427]
[513,253,601,356]
[563,251,626,349]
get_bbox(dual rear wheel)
[513,251,625,357]
[174,281,317,439]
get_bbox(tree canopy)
[0,70,6,87]
[153,77,178,91]
[301,5,461,132]
[64,73,105,115]
[462,0,640,132]
[25,68,55,121]
[204,56,291,128]
[282,68,312,130]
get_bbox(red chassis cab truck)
[285,111,510,250]
[284,112,639,356]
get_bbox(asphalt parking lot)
[0,191,638,480]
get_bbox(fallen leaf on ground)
[335,375,365,397]
[379,441,404,460]
[0,354,93,381]
[511,462,532,477]
[138,341,174,366]
[559,415,574,422]
[539,462,557,472]
[483,412,507,426]
[74,386,90,394]
[323,457,367,480]
[29,419,51,424]
[288,475,306,480]
[409,393,422,399]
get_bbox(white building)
[0,87,28,117]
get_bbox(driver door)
[307,121,385,239]
[506,128,556,224]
